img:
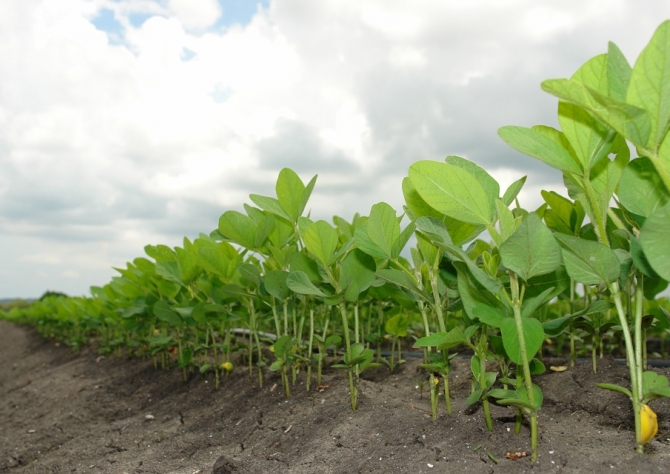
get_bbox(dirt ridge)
[2,320,670,473]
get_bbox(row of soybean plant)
[5,20,670,463]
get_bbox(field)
[2,319,670,474]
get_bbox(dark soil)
[2,320,670,473]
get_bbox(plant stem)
[339,302,357,411]
[608,280,642,452]
[510,273,538,462]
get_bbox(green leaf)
[197,241,241,281]
[627,20,670,148]
[554,234,621,285]
[145,244,176,262]
[340,249,376,301]
[542,78,652,148]
[263,270,290,301]
[464,389,483,407]
[249,194,291,221]
[444,155,499,214]
[500,213,561,281]
[354,202,400,259]
[596,383,632,399]
[155,261,183,285]
[289,253,322,283]
[642,370,670,395]
[218,211,257,249]
[502,175,527,206]
[276,168,307,222]
[153,300,181,326]
[471,303,506,328]
[303,220,339,268]
[286,271,326,297]
[385,313,410,337]
[498,125,582,174]
[558,54,614,171]
[541,190,585,235]
[618,157,669,218]
[500,317,544,365]
[409,160,494,225]
[639,201,670,280]
[607,42,632,102]
[376,269,428,301]
[413,327,467,351]
[175,238,200,285]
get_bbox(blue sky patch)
[213,0,270,30]
[91,8,124,42]
[129,12,155,28]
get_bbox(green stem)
[510,273,538,462]
[608,280,642,452]
[339,303,357,411]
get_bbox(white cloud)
[1,0,669,297]
[167,0,222,31]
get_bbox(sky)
[1,0,669,299]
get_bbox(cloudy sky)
[1,0,668,298]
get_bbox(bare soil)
[2,320,670,474]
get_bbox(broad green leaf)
[541,190,584,235]
[627,20,670,149]
[155,261,182,285]
[145,244,176,262]
[498,125,582,174]
[502,175,527,206]
[495,199,517,242]
[414,216,452,245]
[289,252,322,283]
[153,300,181,326]
[218,211,257,249]
[303,220,339,268]
[642,370,670,395]
[286,271,326,297]
[500,317,544,365]
[354,202,399,259]
[500,213,561,281]
[392,221,416,259]
[403,178,484,244]
[415,218,502,294]
[385,313,410,337]
[444,155,499,213]
[275,168,311,222]
[521,267,570,317]
[402,176,445,220]
[376,269,428,301]
[456,265,510,318]
[639,201,670,280]
[630,237,659,278]
[558,54,613,171]
[607,42,632,102]
[413,327,466,350]
[554,234,621,285]
[409,160,493,225]
[472,303,506,328]
[542,78,651,148]
[175,238,200,285]
[618,157,669,218]
[492,384,543,412]
[263,270,290,301]
[249,194,292,221]
[197,241,241,281]
[339,249,376,301]
[589,136,629,220]
[464,389,483,407]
